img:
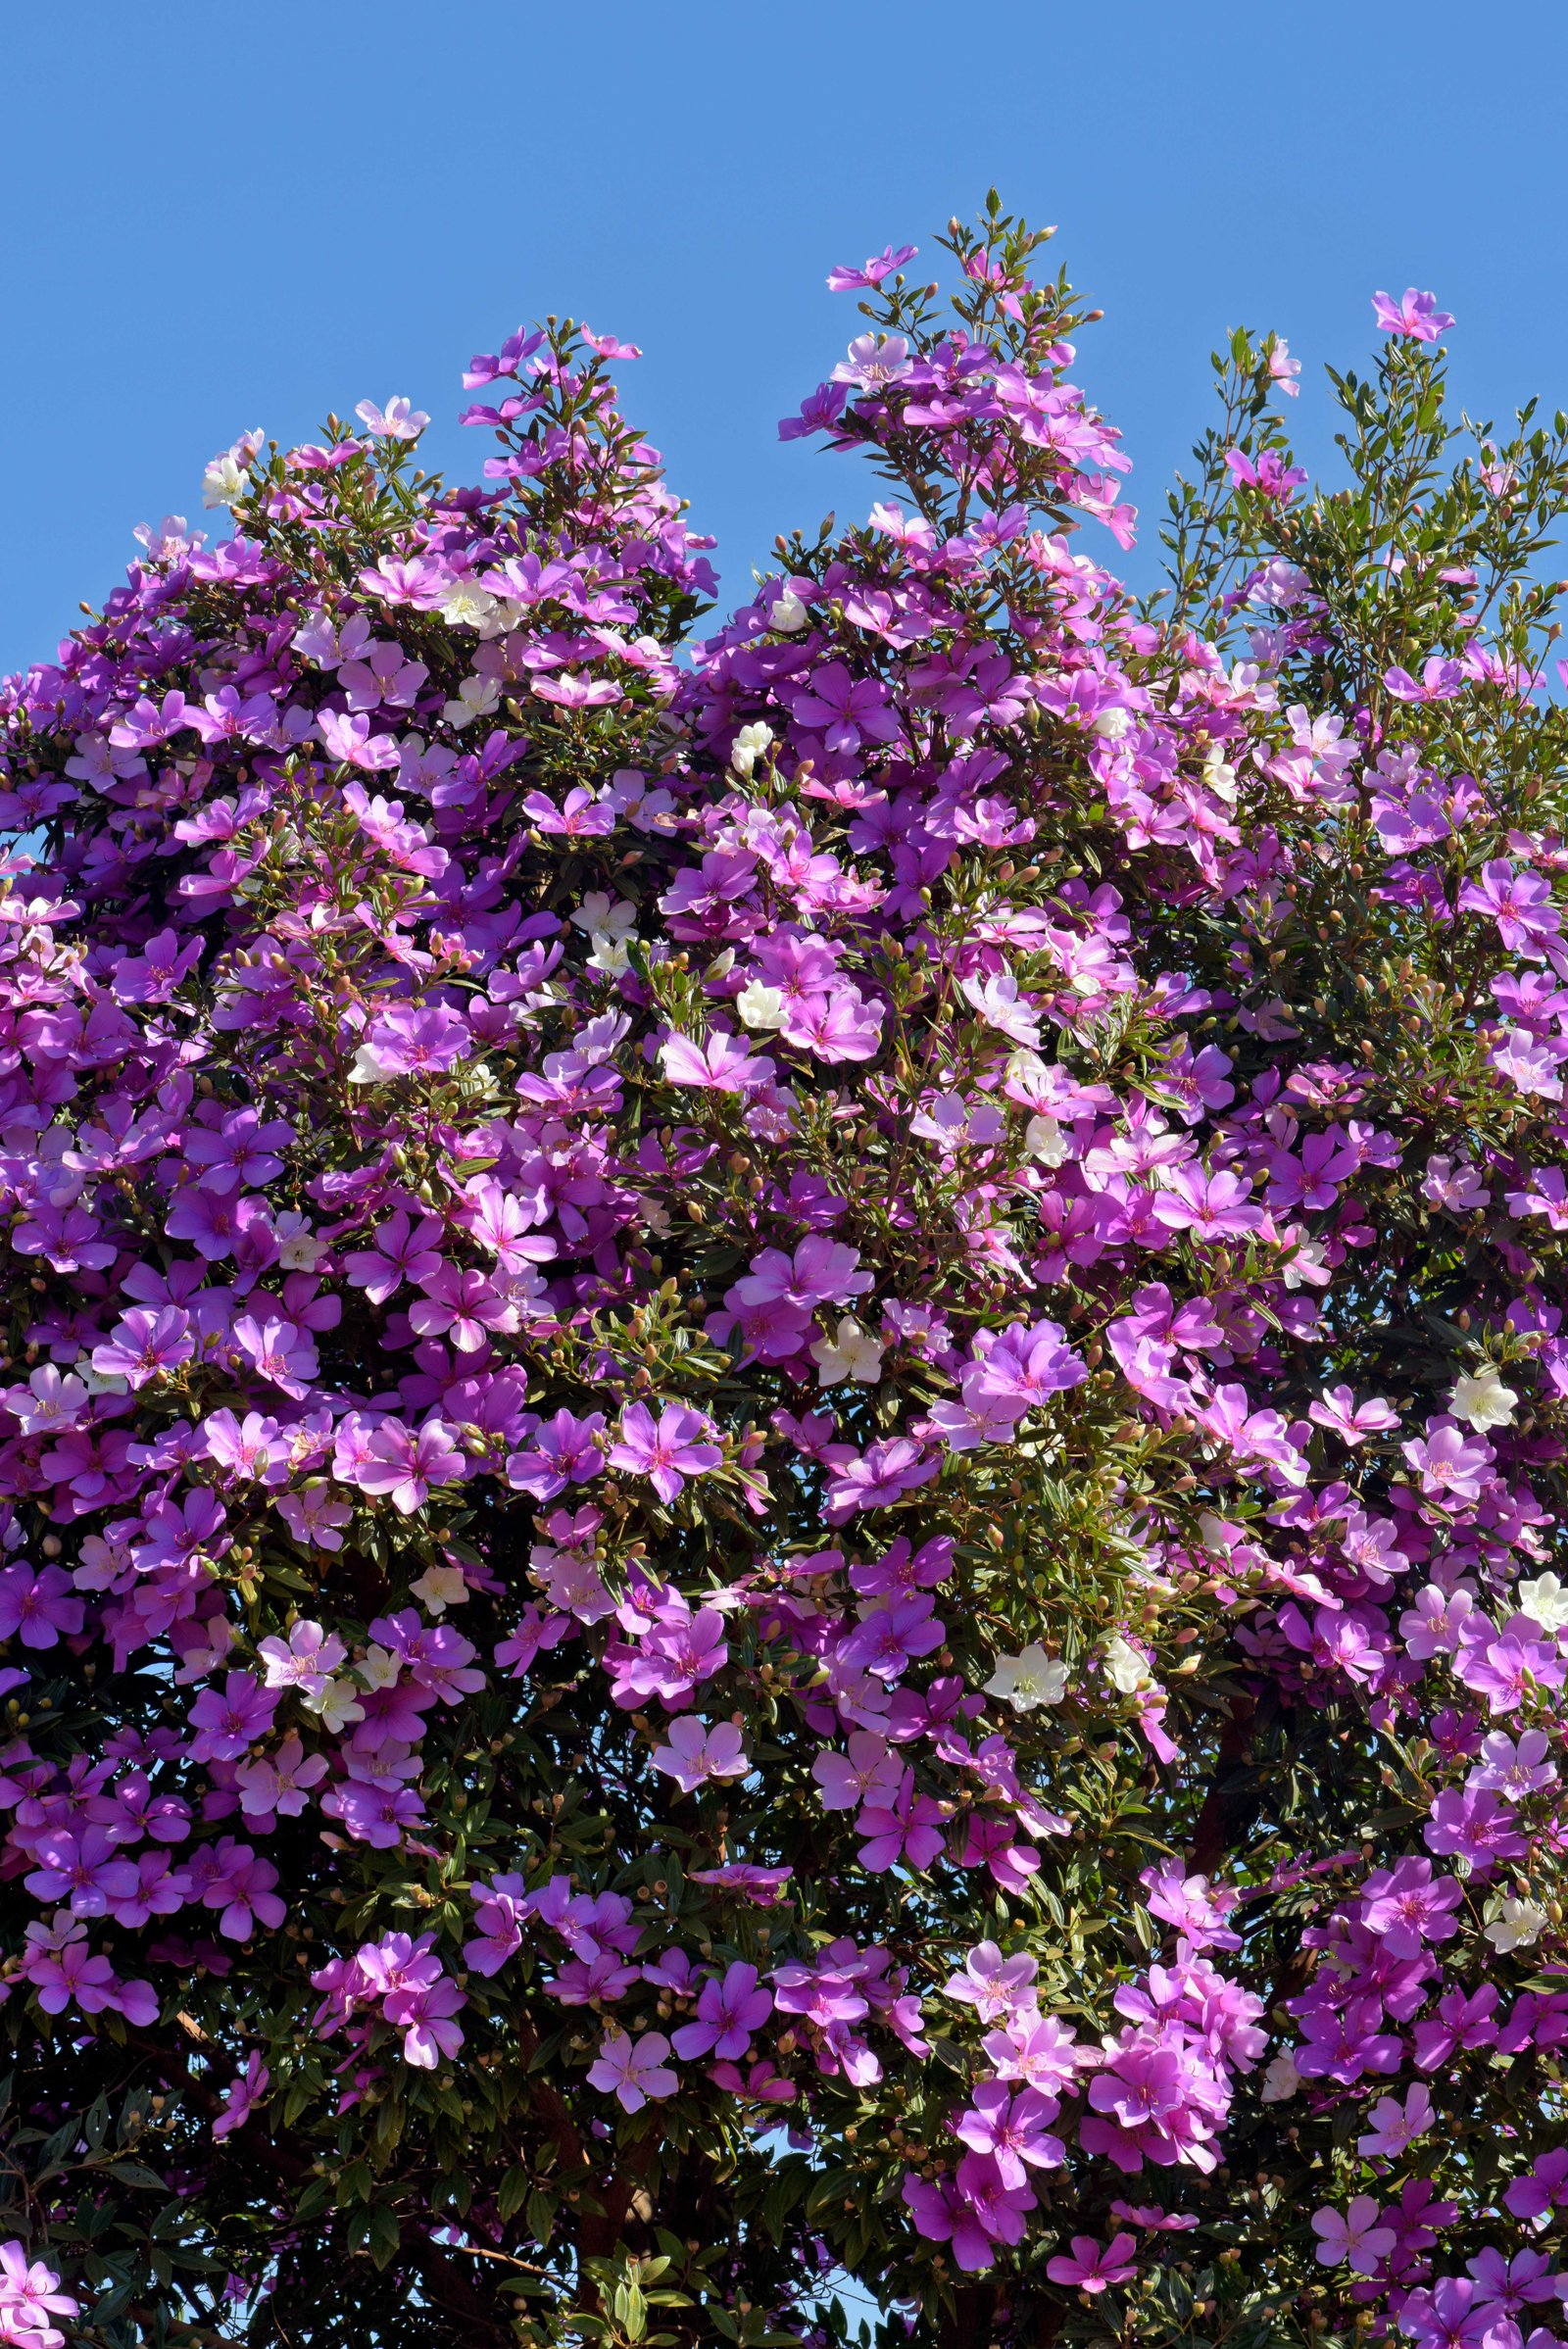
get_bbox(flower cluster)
[4,197,1568,2348]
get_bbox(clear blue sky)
[6,0,1567,678]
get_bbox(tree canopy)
[5,200,1568,2349]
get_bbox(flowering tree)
[4,196,1568,2349]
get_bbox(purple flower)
[91,1305,194,1388]
[826,243,917,292]
[0,1563,83,1649]
[355,1002,469,1078]
[505,1409,607,1500]
[838,1593,946,1683]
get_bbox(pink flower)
[651,1716,749,1791]
[355,395,429,440]
[1355,2083,1433,2158]
[587,2029,677,2112]
[318,707,400,770]
[827,243,917,292]
[1045,2232,1138,2292]
[0,2241,77,2344]
[659,1028,773,1094]
[1310,2197,1396,2274]
[1371,286,1455,341]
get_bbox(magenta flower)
[343,1210,445,1302]
[1152,1164,1264,1239]
[212,2052,270,2139]
[1045,2232,1138,2292]
[952,2081,1065,2186]
[838,1593,945,1683]
[1359,1857,1462,1957]
[671,1962,773,2061]
[355,1419,465,1513]
[233,1314,319,1399]
[856,1769,947,1872]
[318,707,400,770]
[826,243,916,291]
[389,1973,466,2068]
[188,1671,278,1762]
[783,661,901,755]
[587,2029,677,2113]
[463,1892,527,1978]
[609,1402,722,1502]
[90,1304,194,1388]
[945,1940,1040,2024]
[357,1002,469,1078]
[505,1409,607,1501]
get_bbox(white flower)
[769,592,808,634]
[1025,1113,1068,1166]
[985,1644,1068,1712]
[1202,744,1239,804]
[1092,706,1132,740]
[72,1356,127,1398]
[358,1644,401,1690]
[300,1675,365,1734]
[275,1214,322,1272]
[737,980,787,1030]
[1260,2051,1300,2103]
[347,1043,390,1085]
[1282,1237,1328,1291]
[411,1563,469,1615]
[570,893,637,940]
[201,453,248,510]
[586,931,633,977]
[439,581,500,632]
[442,672,502,728]
[1102,1636,1154,1695]
[1519,1572,1568,1634]
[810,1315,885,1388]
[1448,1367,1517,1432]
[729,721,775,777]
[1485,1896,1547,1952]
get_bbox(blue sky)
[6,0,1568,677]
